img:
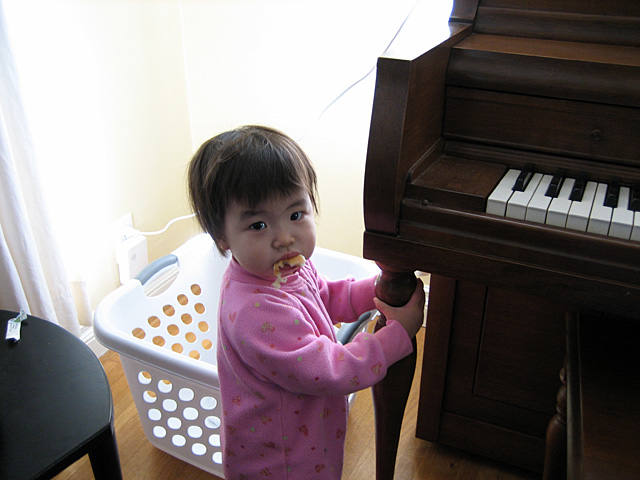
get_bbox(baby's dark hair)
[188,125,319,254]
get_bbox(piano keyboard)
[486,167,640,241]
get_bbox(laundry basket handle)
[336,311,376,345]
[135,254,178,285]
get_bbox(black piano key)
[604,179,620,208]
[630,183,640,211]
[569,172,588,201]
[545,169,566,198]
[512,163,534,192]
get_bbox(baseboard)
[81,325,109,358]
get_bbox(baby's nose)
[273,230,294,249]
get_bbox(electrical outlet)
[111,213,137,246]
[111,213,148,283]
[116,234,148,284]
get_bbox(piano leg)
[542,313,571,480]
[371,266,418,480]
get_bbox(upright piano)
[363,0,640,478]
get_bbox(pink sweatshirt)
[217,257,413,479]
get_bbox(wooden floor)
[55,327,539,479]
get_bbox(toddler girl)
[188,125,424,479]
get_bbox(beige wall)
[180,0,451,255]
[5,0,451,311]
[181,0,390,256]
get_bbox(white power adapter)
[115,234,148,284]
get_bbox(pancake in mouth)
[272,254,306,288]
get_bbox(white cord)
[296,0,419,142]
[142,1,419,236]
[137,213,196,236]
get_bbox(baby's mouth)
[272,254,306,288]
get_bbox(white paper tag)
[5,310,27,342]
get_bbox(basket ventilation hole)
[172,343,184,354]
[167,324,180,336]
[148,409,162,421]
[138,371,152,385]
[158,379,172,394]
[192,443,207,456]
[181,313,193,325]
[148,316,161,328]
[172,435,186,447]
[163,304,176,316]
[202,339,213,350]
[200,396,218,410]
[167,417,182,430]
[189,350,201,360]
[212,451,223,464]
[179,388,195,402]
[163,399,178,412]
[194,303,205,314]
[153,336,166,347]
[188,425,203,439]
[132,328,146,339]
[153,426,167,438]
[185,332,197,343]
[143,391,157,403]
[209,434,221,447]
[177,294,189,306]
[191,284,202,295]
[198,321,209,333]
[205,415,221,429]
[183,407,199,421]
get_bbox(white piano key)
[608,186,633,240]
[587,183,613,235]
[631,213,640,242]
[546,177,576,228]
[486,169,521,216]
[506,172,543,220]
[525,174,553,224]
[566,181,597,232]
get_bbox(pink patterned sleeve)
[222,294,412,397]
[314,267,377,324]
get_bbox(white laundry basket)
[94,233,379,477]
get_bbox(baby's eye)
[290,211,304,221]
[249,221,266,231]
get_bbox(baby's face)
[220,188,316,281]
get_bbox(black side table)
[0,310,122,479]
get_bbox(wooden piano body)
[363,0,640,476]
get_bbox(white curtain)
[0,2,81,335]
